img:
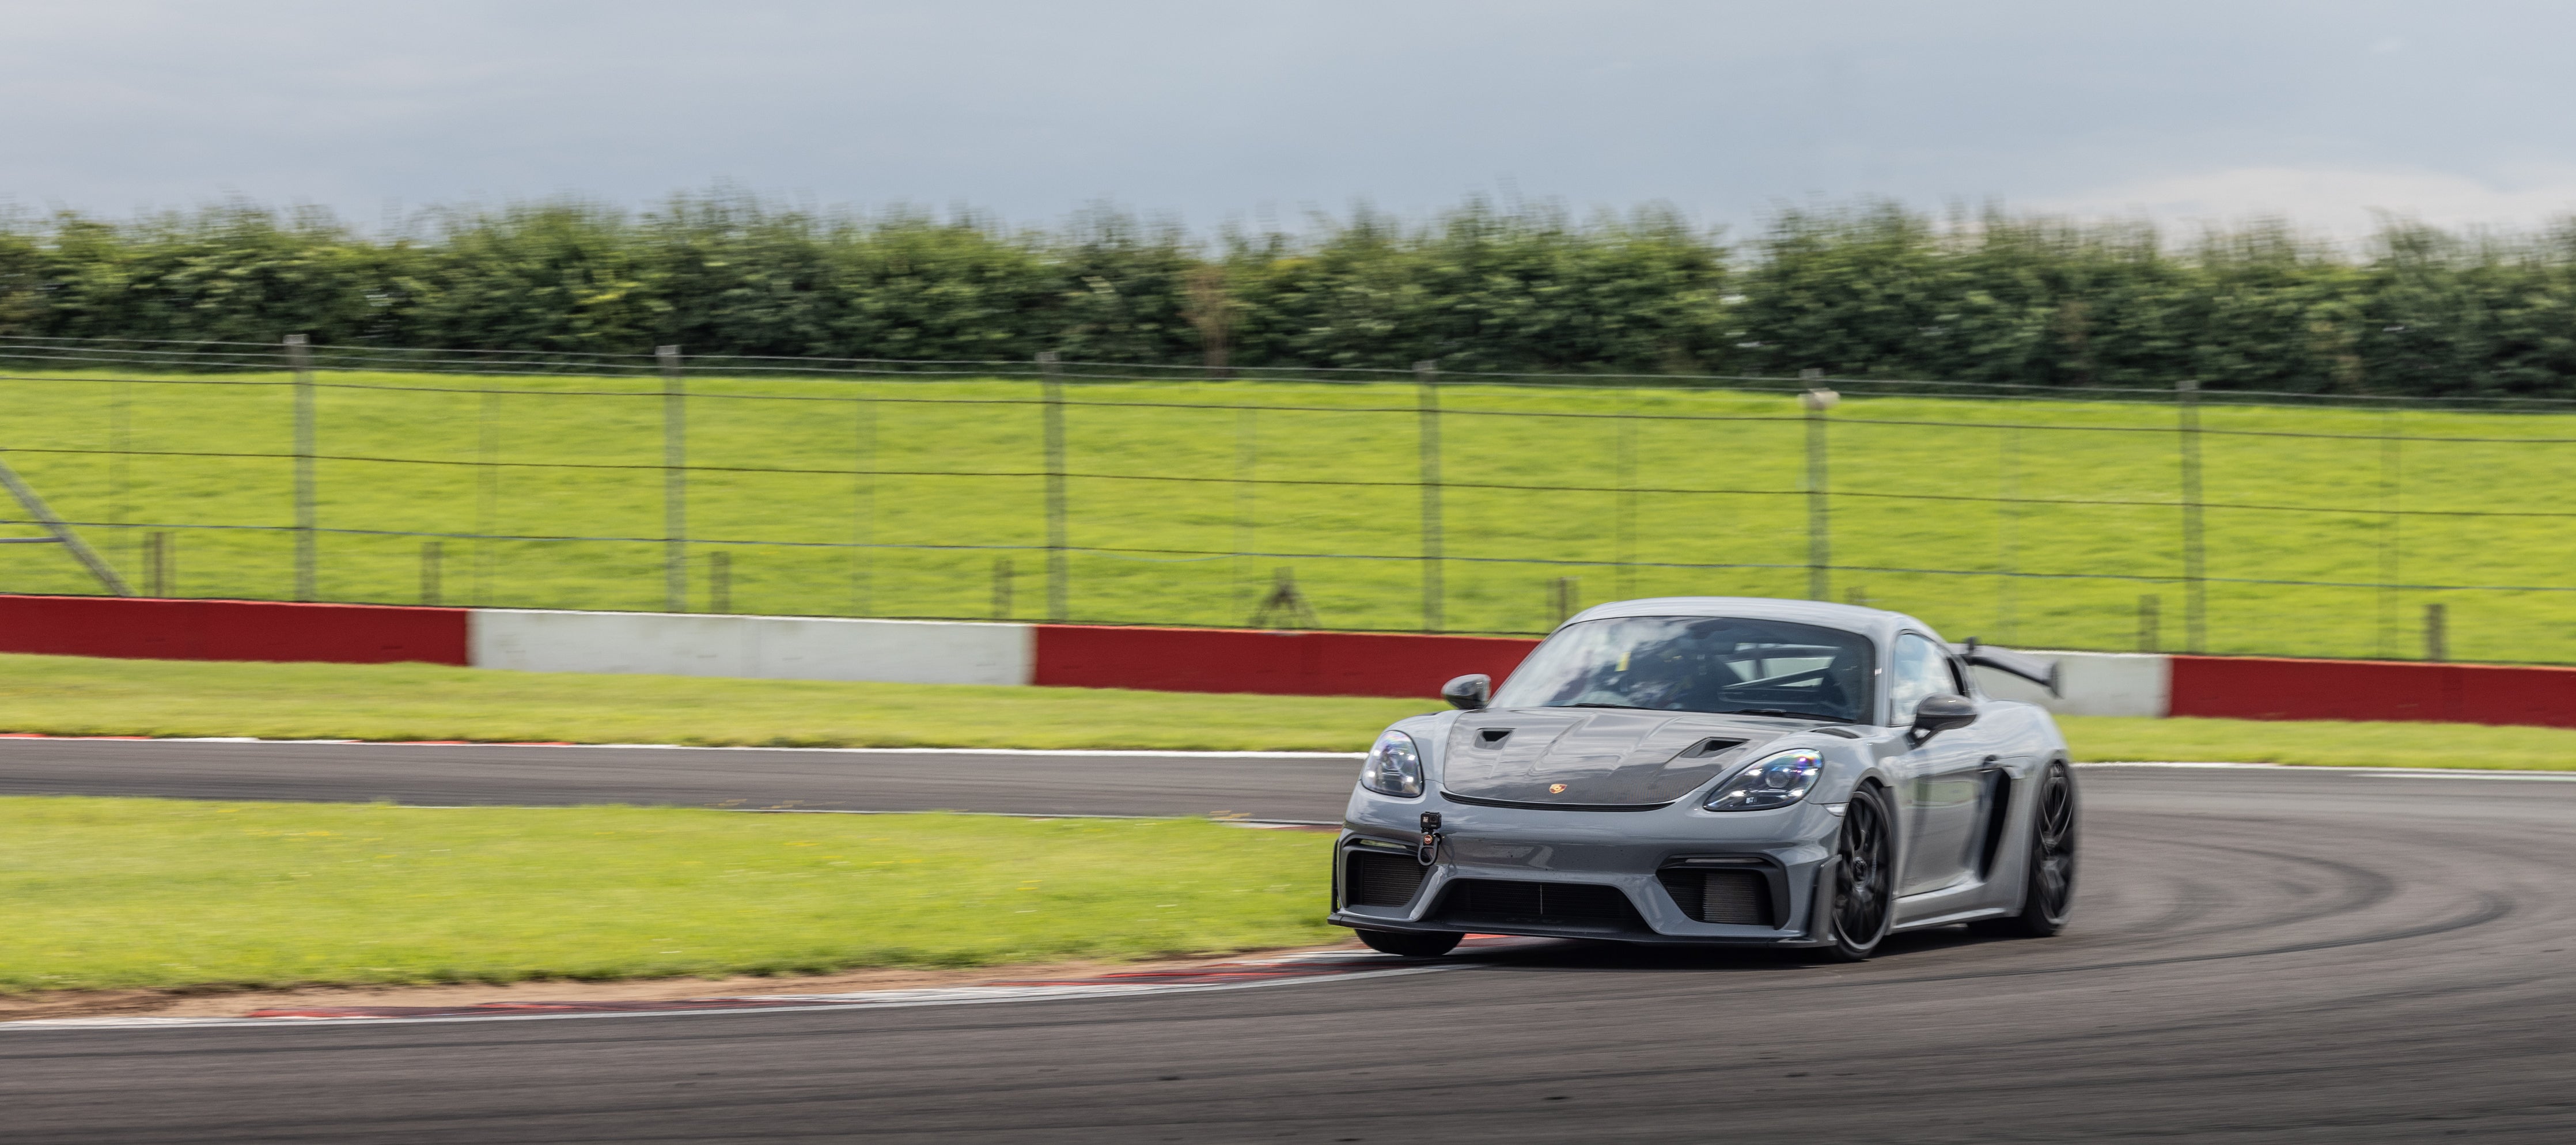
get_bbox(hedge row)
[5,195,2575,393]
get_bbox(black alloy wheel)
[1813,783,1895,962]
[1972,759,2079,938]
[1356,928,1463,958]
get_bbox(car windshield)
[1490,615,1876,722]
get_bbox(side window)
[1886,634,1958,723]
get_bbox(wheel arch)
[1844,772,1902,883]
[2003,754,2080,928]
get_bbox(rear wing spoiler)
[1950,639,2060,697]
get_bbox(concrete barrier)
[469,610,1033,685]
[1973,650,2172,718]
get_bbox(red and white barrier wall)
[5,593,2576,727]
[0,594,469,666]
[0,595,1536,700]
[471,611,1033,686]
[1970,652,2171,718]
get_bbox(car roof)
[1556,596,1943,651]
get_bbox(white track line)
[0,961,1471,1032]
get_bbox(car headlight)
[1360,730,1424,797]
[1703,748,1824,812]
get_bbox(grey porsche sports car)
[1328,597,2077,961]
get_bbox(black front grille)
[1658,867,1776,926]
[1343,848,1426,908]
[1434,879,1643,931]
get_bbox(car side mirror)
[1441,673,1491,711]
[1909,693,1978,745]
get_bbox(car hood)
[1439,708,1801,807]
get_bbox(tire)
[1356,928,1463,958]
[1971,759,2078,938]
[1809,783,1896,962]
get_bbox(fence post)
[852,394,875,617]
[420,541,442,606]
[1998,422,2020,643]
[2377,407,2402,658]
[146,532,172,597]
[287,334,315,601]
[992,556,1014,619]
[110,379,131,578]
[474,389,499,607]
[1234,405,1257,613]
[1038,351,1068,621]
[2425,602,2447,662]
[709,550,731,613]
[1615,389,1636,600]
[659,345,687,613]
[2177,378,2206,653]
[2138,594,2161,653]
[1416,360,1444,632]
[1551,575,1579,626]
[1802,387,1838,601]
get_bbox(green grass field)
[1,652,2570,768]
[6,369,2576,662]
[0,797,1339,994]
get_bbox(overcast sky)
[6,0,2574,237]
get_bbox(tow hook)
[1418,812,1443,866]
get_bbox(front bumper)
[1326,788,1842,946]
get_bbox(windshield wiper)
[1719,708,1842,722]
[1559,702,1656,710]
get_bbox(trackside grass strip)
[0,798,1340,994]
[2056,716,2576,771]
[0,653,1426,752]
[1,653,2570,768]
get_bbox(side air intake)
[1658,867,1776,926]
[1343,848,1426,908]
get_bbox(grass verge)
[0,797,1338,994]
[3,652,2572,767]
[2061,715,2576,771]
[0,652,1423,752]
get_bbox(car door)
[1886,633,1990,896]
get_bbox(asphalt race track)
[0,737,1364,822]
[6,741,2576,1142]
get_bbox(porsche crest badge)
[1548,783,1568,794]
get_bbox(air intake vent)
[1433,879,1643,931]
[1658,867,1776,926]
[1344,848,1426,908]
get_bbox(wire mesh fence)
[6,335,2576,664]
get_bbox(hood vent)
[1477,727,1513,748]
